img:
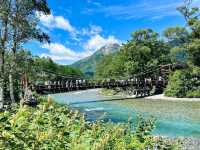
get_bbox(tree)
[164,0,200,98]
[8,0,50,103]
[121,41,151,74]
[188,39,200,66]
[177,0,200,66]
[132,29,158,43]
[0,0,12,109]
[164,27,189,63]
[169,46,188,63]
[123,29,170,75]
[95,29,170,79]
[0,0,50,108]
[164,26,189,47]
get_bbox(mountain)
[71,43,120,78]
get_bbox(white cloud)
[37,12,76,33]
[40,33,121,63]
[84,34,121,50]
[82,25,103,36]
[40,54,73,61]
[41,43,89,61]
[38,20,121,63]
[42,43,76,56]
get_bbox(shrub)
[186,87,200,98]
[165,66,200,98]
[0,97,180,149]
[165,70,188,97]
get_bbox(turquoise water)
[51,89,200,138]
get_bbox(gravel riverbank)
[180,138,200,150]
[145,94,200,102]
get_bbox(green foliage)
[96,1,200,97]
[165,66,200,98]
[134,115,156,142]
[96,29,171,79]
[164,26,189,63]
[164,26,189,47]
[3,50,83,102]
[0,97,180,149]
[33,56,84,82]
[72,44,120,79]
[170,47,188,63]
[188,39,200,66]
[164,70,189,97]
[186,87,200,98]
[177,0,200,67]
[164,0,200,97]
[96,52,127,79]
[0,0,51,106]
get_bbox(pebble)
[181,138,200,150]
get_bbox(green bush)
[0,97,180,150]
[165,70,188,97]
[186,87,200,98]
[165,66,200,98]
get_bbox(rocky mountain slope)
[71,43,120,77]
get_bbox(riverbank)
[145,94,200,102]
[98,88,129,97]
[181,138,200,150]
[99,88,200,102]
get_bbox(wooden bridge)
[33,63,185,97]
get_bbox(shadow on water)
[70,97,135,105]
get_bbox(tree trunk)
[9,39,17,104]
[20,72,29,105]
[0,0,11,109]
[0,53,4,109]
[0,23,8,110]
[9,72,15,103]
[10,0,20,104]
[0,87,3,109]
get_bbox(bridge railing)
[34,63,177,96]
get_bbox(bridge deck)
[33,64,175,98]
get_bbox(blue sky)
[26,0,200,65]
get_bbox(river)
[51,89,200,138]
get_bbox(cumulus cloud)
[37,12,76,33]
[41,43,76,56]
[40,33,121,63]
[41,43,89,61]
[37,16,121,63]
[84,34,121,50]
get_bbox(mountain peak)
[99,43,120,55]
[71,43,120,78]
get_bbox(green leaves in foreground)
[0,97,180,150]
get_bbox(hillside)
[71,43,120,77]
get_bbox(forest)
[0,0,83,107]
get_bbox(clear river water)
[51,89,200,138]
